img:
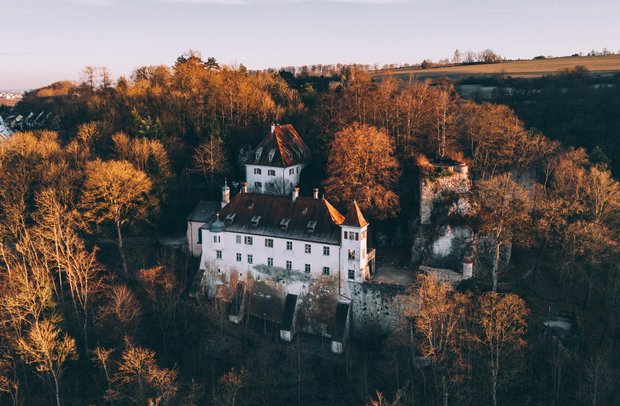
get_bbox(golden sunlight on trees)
[404,274,469,406]
[17,320,77,406]
[213,367,250,406]
[106,338,178,405]
[324,123,401,219]
[473,292,528,406]
[476,174,532,291]
[80,160,157,277]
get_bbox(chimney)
[462,256,473,280]
[270,123,276,134]
[241,182,248,193]
[313,188,319,199]
[292,187,299,202]
[221,180,230,208]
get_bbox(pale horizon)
[2,0,619,89]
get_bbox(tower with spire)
[339,201,370,297]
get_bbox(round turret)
[210,213,225,233]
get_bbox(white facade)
[245,163,307,194]
[199,227,343,295]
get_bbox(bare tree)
[191,135,231,192]
[80,159,157,277]
[473,292,528,406]
[16,320,77,406]
[476,174,532,291]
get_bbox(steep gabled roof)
[245,124,311,168]
[204,193,345,244]
[342,201,369,228]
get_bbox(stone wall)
[349,281,407,336]
[419,170,470,224]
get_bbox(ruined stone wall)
[350,282,407,336]
[419,171,470,224]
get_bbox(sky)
[1,0,619,90]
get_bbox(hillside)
[373,54,620,80]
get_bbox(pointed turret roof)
[342,201,368,228]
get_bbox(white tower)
[339,201,369,298]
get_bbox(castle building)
[244,124,311,195]
[188,124,381,351]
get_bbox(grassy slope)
[373,54,620,80]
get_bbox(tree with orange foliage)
[476,174,532,292]
[80,159,157,277]
[213,367,250,406]
[106,338,178,405]
[473,292,528,406]
[324,123,401,219]
[402,274,470,406]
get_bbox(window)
[305,264,311,273]
[250,215,261,226]
[323,246,330,256]
[286,260,292,270]
[348,269,355,280]
[254,168,262,175]
[289,168,294,175]
[265,238,273,248]
[255,147,263,160]
[213,235,220,243]
[197,229,202,244]
[254,181,262,189]
[305,244,311,254]
[245,236,253,245]
[216,250,222,259]
[226,213,236,223]
[280,218,291,229]
[349,232,355,240]
[348,249,356,260]
[286,241,293,250]
[268,148,276,161]
[355,232,359,241]
[247,254,253,264]
[268,169,276,176]
[323,267,330,276]
[267,257,273,267]
[344,231,348,240]
[236,253,242,262]
[236,235,241,244]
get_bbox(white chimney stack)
[271,123,276,134]
[462,256,473,279]
[241,182,248,193]
[292,187,299,202]
[222,180,230,208]
[313,188,319,199]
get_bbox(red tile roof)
[245,124,311,168]
[209,192,345,245]
[342,201,368,228]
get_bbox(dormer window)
[251,215,261,226]
[255,147,263,160]
[306,220,317,232]
[225,213,236,223]
[280,218,291,229]
[246,200,254,209]
[268,148,276,162]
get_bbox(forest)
[0,52,618,405]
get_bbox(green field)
[373,54,620,81]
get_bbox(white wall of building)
[186,221,205,257]
[339,225,368,297]
[199,228,343,294]
[245,163,306,194]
